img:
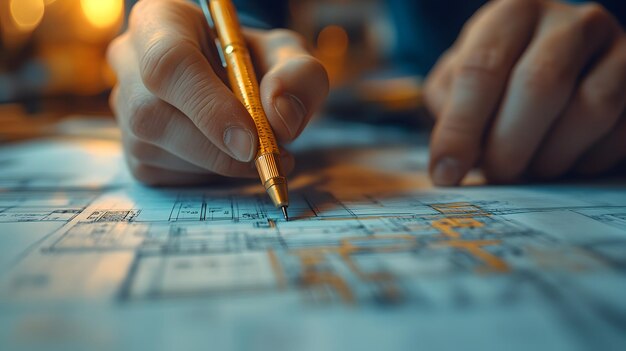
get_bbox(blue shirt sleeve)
[232,0,288,28]
[184,0,288,28]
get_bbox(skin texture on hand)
[425,0,626,186]
[107,0,328,186]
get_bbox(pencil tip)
[281,206,289,221]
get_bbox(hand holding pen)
[107,0,328,186]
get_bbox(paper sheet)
[1,121,625,350]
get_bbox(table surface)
[1,118,625,351]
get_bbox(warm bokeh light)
[80,0,123,29]
[317,25,349,57]
[9,0,45,32]
[316,25,350,85]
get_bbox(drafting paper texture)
[0,124,625,351]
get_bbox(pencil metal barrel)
[203,0,290,219]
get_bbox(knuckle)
[455,46,506,84]
[515,58,564,94]
[423,86,445,117]
[139,38,194,94]
[105,35,124,65]
[128,0,151,29]
[126,95,164,141]
[128,0,174,26]
[576,3,612,29]
[458,11,482,37]
[572,2,613,38]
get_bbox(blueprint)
[1,121,626,351]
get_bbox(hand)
[425,0,626,185]
[107,0,328,185]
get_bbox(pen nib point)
[281,206,289,221]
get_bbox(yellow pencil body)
[204,0,290,219]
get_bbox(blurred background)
[0,0,428,142]
[0,0,124,101]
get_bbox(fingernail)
[274,93,306,138]
[433,157,461,186]
[224,127,255,162]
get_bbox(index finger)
[128,0,258,162]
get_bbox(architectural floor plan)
[1,122,625,350]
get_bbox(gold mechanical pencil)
[200,0,290,220]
